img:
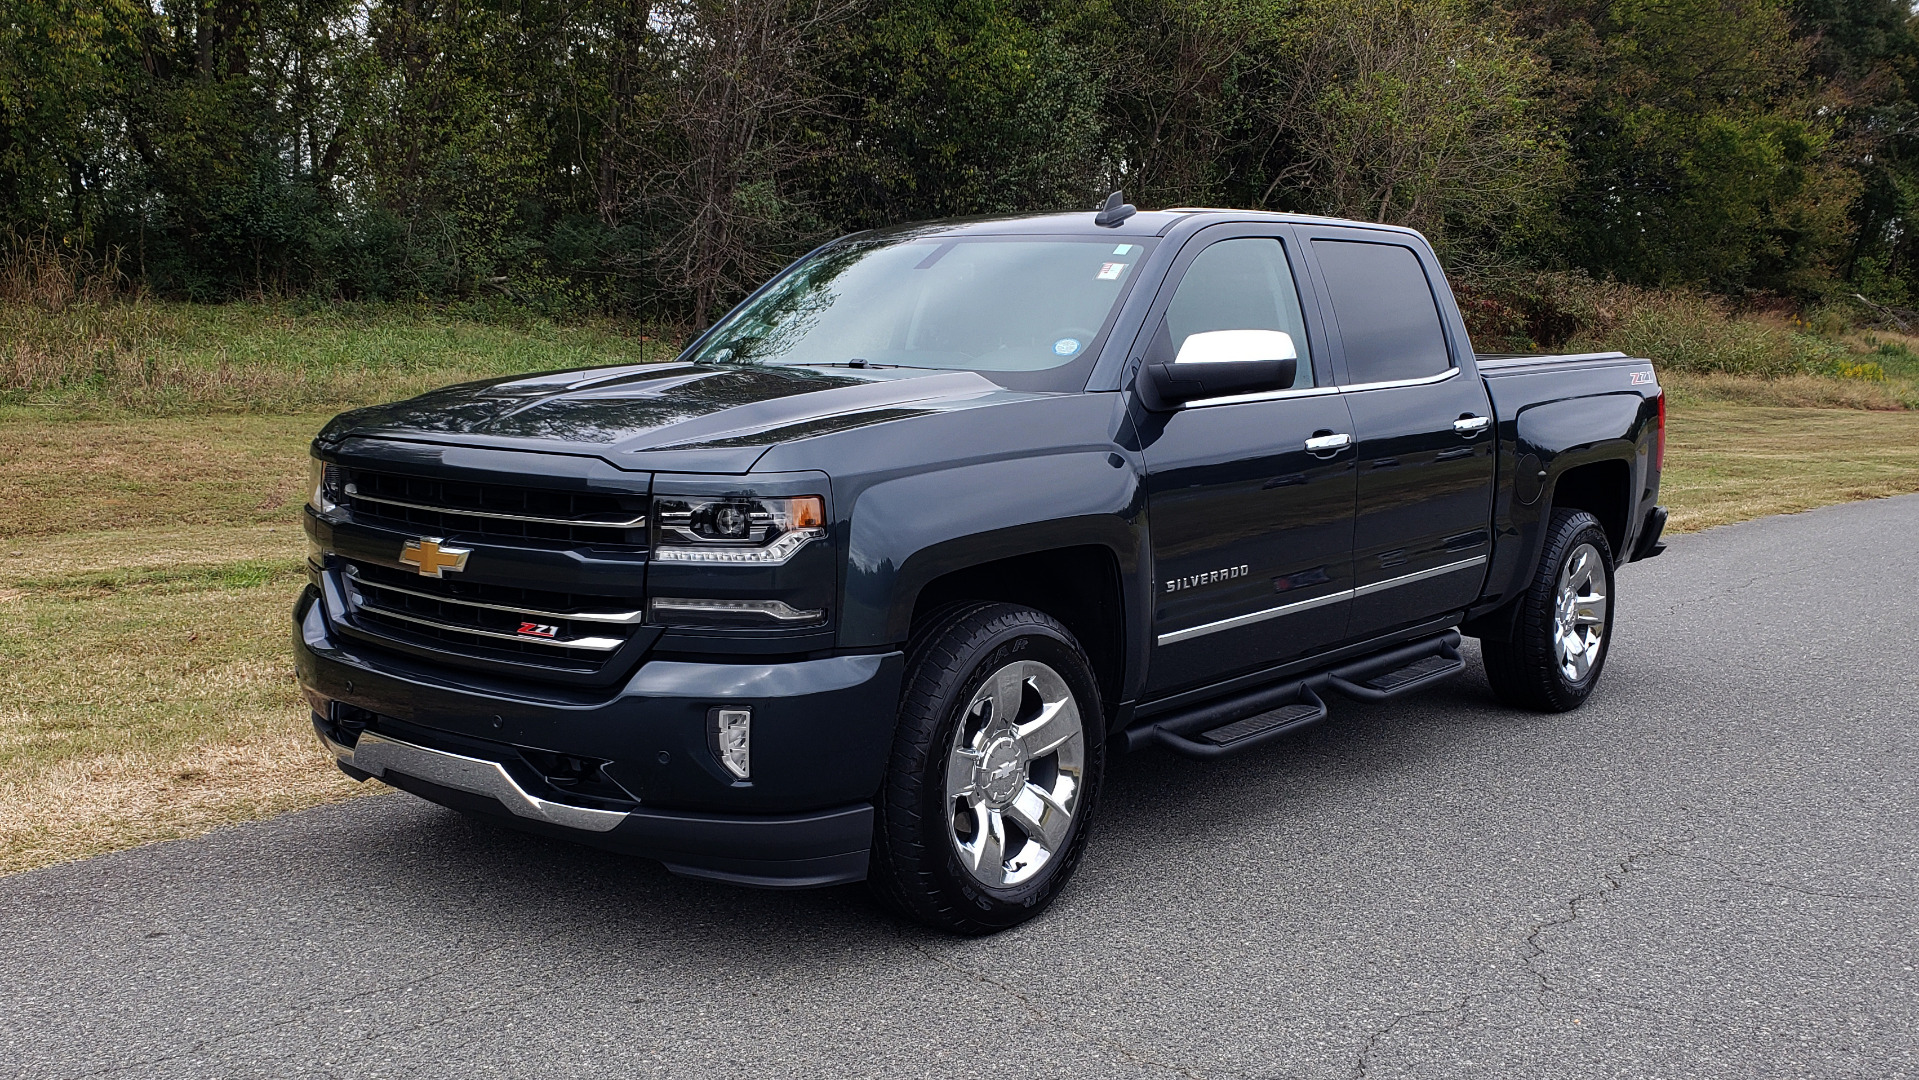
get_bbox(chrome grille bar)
[345,568,645,625]
[353,602,627,652]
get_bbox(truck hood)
[316,363,1016,473]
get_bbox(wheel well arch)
[1549,459,1631,556]
[909,546,1126,720]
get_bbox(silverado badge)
[399,538,470,578]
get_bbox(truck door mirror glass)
[1174,329,1297,365]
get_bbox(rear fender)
[1469,393,1647,635]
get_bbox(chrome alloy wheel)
[944,659,1087,889]
[1552,542,1608,681]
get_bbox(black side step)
[1323,633,1464,702]
[1129,631,1463,760]
[1147,686,1329,760]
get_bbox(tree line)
[2,0,1914,322]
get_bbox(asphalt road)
[4,496,1916,1079]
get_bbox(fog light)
[708,706,751,780]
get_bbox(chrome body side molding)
[1157,555,1488,646]
[1352,555,1489,598]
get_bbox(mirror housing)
[1137,330,1299,410]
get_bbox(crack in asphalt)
[1350,991,1501,1079]
[1659,572,1770,618]
[1351,841,1672,1077]
[1521,850,1654,995]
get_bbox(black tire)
[870,603,1105,935]
[1482,509,1617,712]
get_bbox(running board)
[1129,631,1463,760]
[1323,634,1464,702]
[1148,686,1329,760]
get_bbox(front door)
[1300,228,1496,638]
[1136,228,1358,696]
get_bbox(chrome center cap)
[975,736,1027,807]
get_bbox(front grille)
[335,467,649,548]
[341,560,645,674]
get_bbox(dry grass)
[1660,371,1915,411]
[1,298,674,416]
[0,556,365,875]
[1662,401,1919,532]
[0,413,322,539]
[0,413,366,875]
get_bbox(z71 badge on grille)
[398,538,470,578]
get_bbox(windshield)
[686,234,1155,390]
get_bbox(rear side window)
[1312,240,1451,384]
[1158,238,1314,389]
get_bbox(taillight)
[1654,392,1667,472]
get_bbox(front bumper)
[294,586,904,888]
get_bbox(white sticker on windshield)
[1114,244,1133,255]
[1053,338,1082,356]
[1097,262,1127,281]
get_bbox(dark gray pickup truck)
[297,197,1666,933]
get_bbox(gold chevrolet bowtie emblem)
[399,538,470,578]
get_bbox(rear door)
[1137,226,1358,695]
[1298,227,1495,639]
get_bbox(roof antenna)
[1094,190,1137,228]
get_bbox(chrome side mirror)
[1139,330,1299,410]
[1174,329,1297,365]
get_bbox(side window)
[1156,238,1314,389]
[1311,240,1451,384]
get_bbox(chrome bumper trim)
[325,730,628,833]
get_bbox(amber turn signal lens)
[790,496,825,529]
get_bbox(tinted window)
[1312,240,1451,384]
[1158,238,1313,389]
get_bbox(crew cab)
[296,198,1666,934]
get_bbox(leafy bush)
[1457,270,1846,377]
[1569,290,1844,377]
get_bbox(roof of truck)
[856,207,1426,242]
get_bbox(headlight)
[654,494,824,564]
[308,457,338,515]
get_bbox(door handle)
[1453,415,1491,437]
[1304,432,1353,456]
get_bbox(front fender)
[837,452,1144,650]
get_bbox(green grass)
[1,299,680,417]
